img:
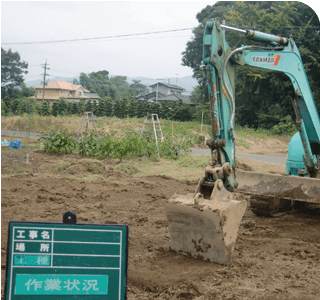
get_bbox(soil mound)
[63,160,106,175]
[235,160,253,171]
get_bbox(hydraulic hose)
[222,45,284,131]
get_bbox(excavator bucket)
[236,170,320,216]
[165,179,247,265]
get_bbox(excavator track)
[249,194,291,217]
[237,171,320,217]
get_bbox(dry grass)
[235,156,286,174]
[1,114,208,136]
[2,115,292,159]
[130,154,286,181]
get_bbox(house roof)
[136,91,166,99]
[33,81,90,93]
[149,82,184,91]
[85,92,101,99]
[157,94,192,104]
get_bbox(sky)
[1,1,320,85]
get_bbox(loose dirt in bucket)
[1,150,320,300]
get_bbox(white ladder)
[76,111,97,141]
[140,113,163,156]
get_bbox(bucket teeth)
[165,179,247,264]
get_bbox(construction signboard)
[4,218,128,300]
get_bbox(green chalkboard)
[4,219,128,300]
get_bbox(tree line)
[75,70,148,100]
[1,95,202,123]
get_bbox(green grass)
[88,162,106,174]
[236,137,251,149]
[49,160,74,174]
[114,162,142,175]
[176,154,211,169]
[3,165,28,174]
[160,119,209,138]
[235,125,270,139]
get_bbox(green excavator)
[165,19,320,264]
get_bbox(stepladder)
[140,113,164,156]
[76,112,97,141]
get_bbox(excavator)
[165,18,320,264]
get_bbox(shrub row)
[39,128,198,161]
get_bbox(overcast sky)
[1,1,320,84]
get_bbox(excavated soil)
[1,150,320,300]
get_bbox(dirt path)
[1,151,320,300]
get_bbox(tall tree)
[129,79,148,96]
[150,99,160,115]
[104,97,113,117]
[85,100,93,112]
[160,100,171,119]
[127,97,138,117]
[113,99,122,118]
[1,48,28,97]
[95,99,105,117]
[80,70,136,100]
[182,1,320,128]
[41,100,51,116]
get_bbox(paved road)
[190,148,286,165]
[1,130,286,165]
[1,130,43,139]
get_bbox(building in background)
[136,82,192,105]
[31,81,100,104]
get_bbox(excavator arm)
[203,18,320,185]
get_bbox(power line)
[49,68,79,75]
[76,33,192,44]
[3,24,320,46]
[2,28,194,45]
[24,74,43,79]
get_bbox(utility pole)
[41,59,50,103]
[156,83,158,101]
[156,78,164,101]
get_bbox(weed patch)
[50,161,74,174]
[176,154,210,169]
[236,137,251,149]
[88,162,106,174]
[114,163,142,175]
[3,165,27,174]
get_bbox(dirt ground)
[1,148,320,300]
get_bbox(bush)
[271,115,296,136]
[38,127,196,161]
[77,133,100,157]
[39,129,77,154]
